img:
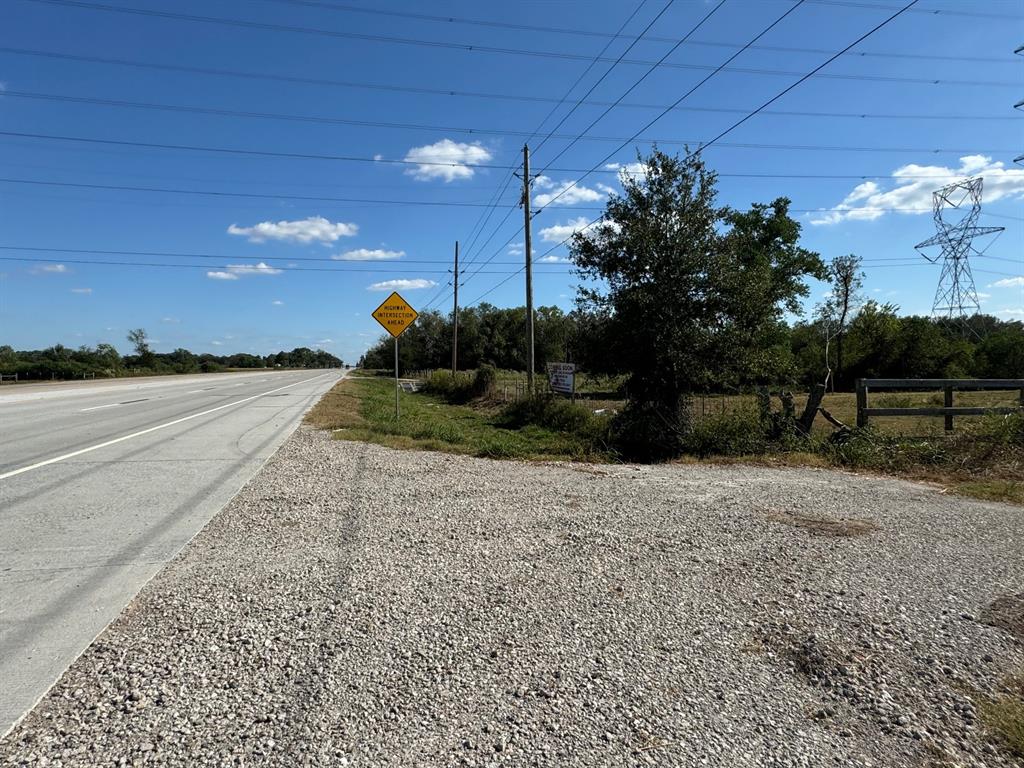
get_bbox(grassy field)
[305,373,610,461]
[482,370,1020,438]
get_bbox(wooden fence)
[855,378,1024,430]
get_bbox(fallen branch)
[818,406,851,431]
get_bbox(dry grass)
[304,377,366,431]
[982,594,1024,643]
[952,480,1024,505]
[978,674,1024,759]
[763,509,879,537]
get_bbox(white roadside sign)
[546,362,575,395]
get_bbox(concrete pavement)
[0,369,342,737]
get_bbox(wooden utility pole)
[451,240,459,375]
[522,144,535,393]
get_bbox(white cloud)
[211,340,224,346]
[366,278,437,291]
[228,262,283,276]
[604,162,648,182]
[403,139,492,182]
[996,307,1024,317]
[39,263,67,273]
[162,316,180,323]
[810,155,1024,226]
[989,276,1024,288]
[976,292,991,301]
[207,262,283,281]
[507,242,524,256]
[227,216,358,244]
[70,287,92,294]
[373,153,383,162]
[533,179,606,207]
[538,255,570,263]
[539,217,597,243]
[272,299,285,306]
[334,248,405,261]
[316,338,334,345]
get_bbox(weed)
[979,675,1024,758]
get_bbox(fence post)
[944,385,954,432]
[856,379,868,428]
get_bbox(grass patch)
[306,375,610,461]
[978,675,1024,759]
[953,480,1024,505]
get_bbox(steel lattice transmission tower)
[914,177,1004,320]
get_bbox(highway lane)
[0,369,342,737]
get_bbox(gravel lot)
[3,427,1022,767]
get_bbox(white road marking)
[80,403,121,412]
[0,373,333,480]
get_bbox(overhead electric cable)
[3,48,1016,119]
[17,2,1019,88]
[257,0,1023,59]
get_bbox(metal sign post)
[371,291,419,420]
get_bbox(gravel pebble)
[2,427,1022,767]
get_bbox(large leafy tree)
[571,149,824,458]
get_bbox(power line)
[7,132,995,180]
[695,1,924,154]
[442,2,652,297]
[447,0,656,308]
[257,0,1022,60]
[0,255,575,274]
[806,0,1022,20]
[2,181,1015,221]
[3,48,1015,121]
[449,0,649,291]
[18,2,1019,88]
[516,0,927,279]
[0,245,569,265]
[530,0,673,156]
[538,0,730,174]
[536,0,806,205]
[7,93,1016,155]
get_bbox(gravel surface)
[3,427,1022,767]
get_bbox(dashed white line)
[1,373,333,480]
[80,403,121,412]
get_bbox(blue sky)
[1,0,1021,364]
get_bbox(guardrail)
[855,378,1024,430]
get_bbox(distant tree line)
[0,328,342,381]
[360,302,1022,388]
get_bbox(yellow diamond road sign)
[372,291,418,338]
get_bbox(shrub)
[423,370,475,403]
[679,406,775,457]
[500,394,610,452]
[609,401,687,462]
[472,364,498,398]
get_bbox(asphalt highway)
[0,369,342,737]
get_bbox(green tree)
[571,149,824,459]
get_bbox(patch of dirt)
[764,509,879,537]
[982,594,1024,642]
